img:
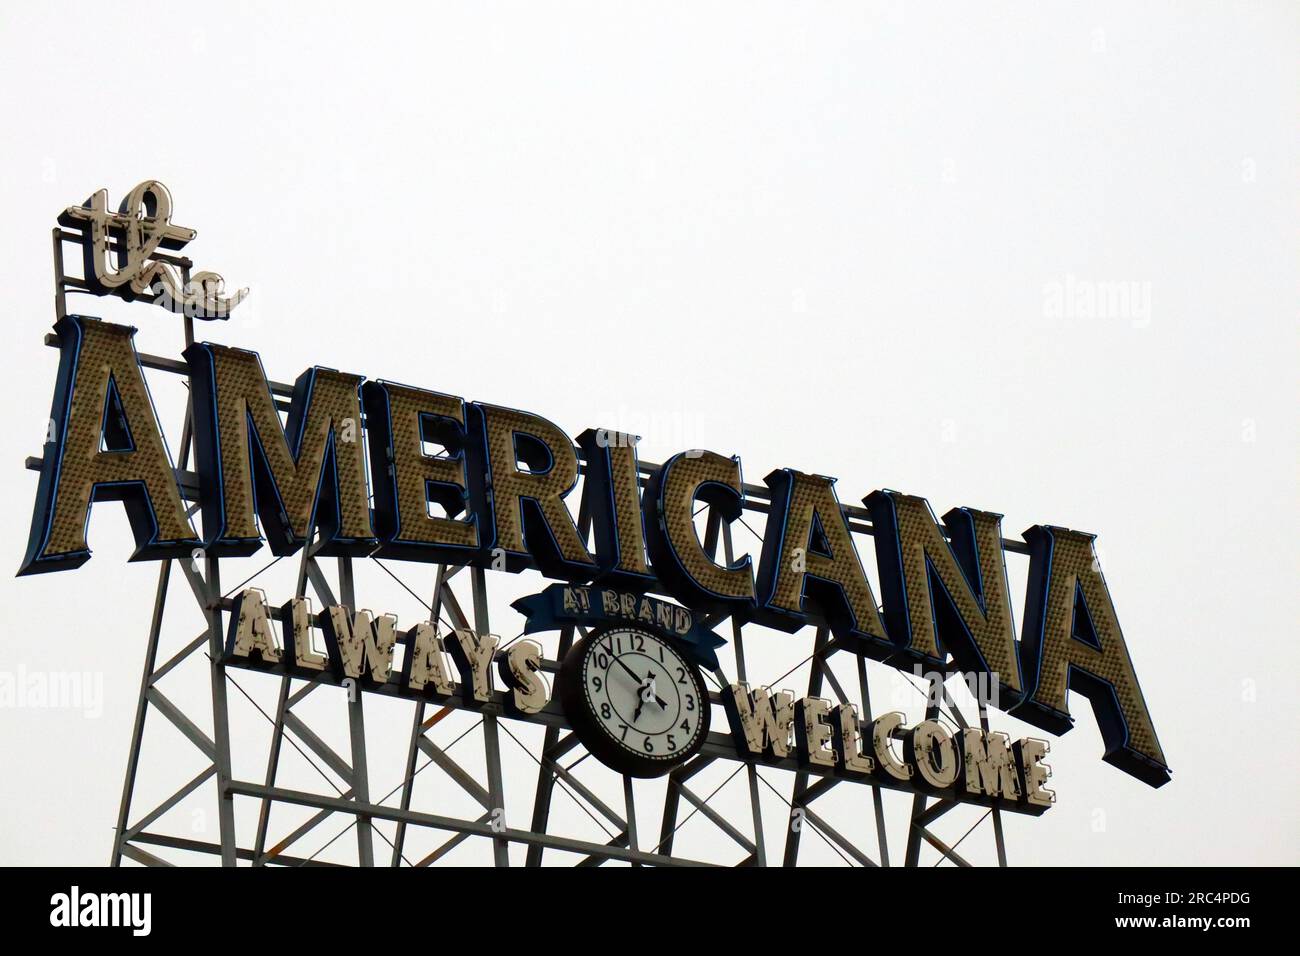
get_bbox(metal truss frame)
[42,231,1018,867]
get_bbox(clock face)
[558,625,710,777]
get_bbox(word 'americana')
[20,316,1169,787]
[225,587,1053,811]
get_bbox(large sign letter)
[644,451,755,612]
[363,381,479,563]
[757,469,890,658]
[577,428,652,587]
[467,404,594,579]
[1014,525,1169,787]
[865,490,1022,698]
[21,316,197,575]
[185,343,375,557]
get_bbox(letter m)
[185,343,376,556]
[958,728,1021,799]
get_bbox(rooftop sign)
[20,182,1170,803]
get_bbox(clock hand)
[641,674,660,705]
[607,649,668,708]
[609,651,645,686]
[640,673,667,710]
[633,674,662,723]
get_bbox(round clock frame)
[557,623,711,778]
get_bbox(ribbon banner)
[512,584,727,670]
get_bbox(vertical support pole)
[252,679,291,864]
[482,715,508,866]
[472,566,509,867]
[782,625,830,867]
[205,555,238,866]
[523,626,573,867]
[51,228,67,320]
[623,776,640,866]
[252,533,316,864]
[904,672,943,867]
[337,554,375,866]
[742,725,767,864]
[391,699,425,867]
[857,655,890,867]
[111,560,172,865]
[722,521,766,867]
[660,507,723,860]
[524,503,589,866]
[114,369,198,866]
[391,563,450,866]
[980,700,1009,867]
[656,778,681,856]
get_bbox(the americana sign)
[21,182,1170,803]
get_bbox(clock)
[558,624,711,777]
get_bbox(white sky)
[0,1,1295,866]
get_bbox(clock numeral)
[676,667,687,684]
[667,734,677,751]
[685,694,695,712]
[600,702,612,720]
[596,652,609,670]
[617,723,630,741]
[680,719,690,733]
[633,634,645,651]
[591,676,602,692]
[643,737,654,753]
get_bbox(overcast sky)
[0,1,1295,866]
